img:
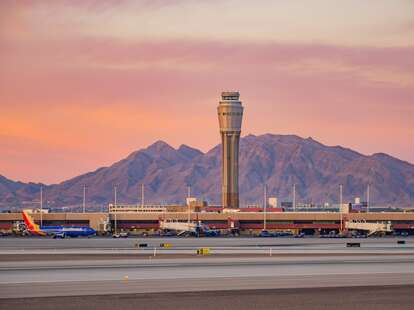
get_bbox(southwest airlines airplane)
[22,210,96,238]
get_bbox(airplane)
[197,223,221,237]
[159,219,220,237]
[22,210,96,238]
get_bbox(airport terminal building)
[1,208,414,236]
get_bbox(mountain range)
[1,134,414,209]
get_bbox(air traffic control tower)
[217,91,244,209]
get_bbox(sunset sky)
[1,0,414,184]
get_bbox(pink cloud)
[1,20,413,182]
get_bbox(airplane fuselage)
[30,226,96,238]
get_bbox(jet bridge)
[159,219,198,236]
[345,219,393,236]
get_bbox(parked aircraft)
[22,210,96,238]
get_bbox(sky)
[1,0,414,184]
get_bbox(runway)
[1,237,413,256]
[2,236,413,249]
[2,256,414,297]
[1,237,414,309]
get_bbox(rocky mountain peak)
[1,134,414,208]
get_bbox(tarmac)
[2,236,413,249]
[1,237,413,309]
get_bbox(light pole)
[367,184,370,213]
[138,183,145,212]
[40,186,43,227]
[263,184,267,231]
[83,185,86,213]
[187,185,191,224]
[141,183,145,208]
[293,183,296,211]
[339,184,343,233]
[114,185,117,234]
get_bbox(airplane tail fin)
[22,210,40,231]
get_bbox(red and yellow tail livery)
[22,210,46,236]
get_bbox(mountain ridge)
[1,134,414,208]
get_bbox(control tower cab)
[217,92,244,209]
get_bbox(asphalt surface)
[2,236,413,249]
[1,254,414,298]
[1,237,413,309]
[1,237,413,256]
